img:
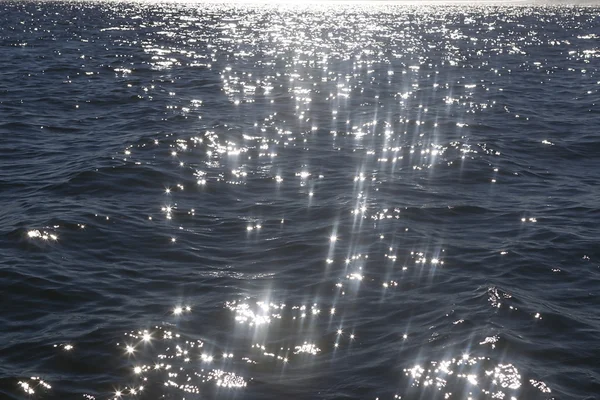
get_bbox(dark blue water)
[1,1,599,399]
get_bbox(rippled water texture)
[1,1,599,399]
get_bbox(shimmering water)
[1,1,599,399]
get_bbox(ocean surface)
[1,1,600,399]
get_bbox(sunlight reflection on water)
[7,0,597,398]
